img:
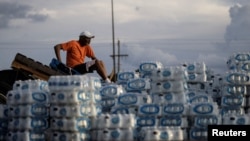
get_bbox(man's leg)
[94,60,111,82]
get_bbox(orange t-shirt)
[61,40,95,68]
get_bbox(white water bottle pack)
[48,75,102,92]
[91,128,135,141]
[111,105,139,115]
[8,103,49,118]
[227,52,250,70]
[136,116,158,127]
[117,71,139,82]
[50,117,91,132]
[138,127,186,141]
[187,73,207,82]
[139,61,163,74]
[162,103,189,116]
[48,131,90,141]
[223,71,250,85]
[188,94,213,104]
[220,95,245,107]
[0,104,8,136]
[220,106,245,116]
[7,131,46,141]
[0,104,8,118]
[50,102,102,118]
[126,78,151,92]
[151,92,187,105]
[5,79,50,141]
[116,93,149,107]
[101,97,116,112]
[183,62,206,74]
[91,114,136,129]
[13,79,49,92]
[192,114,221,128]
[222,114,250,125]
[150,80,188,93]
[222,85,247,95]
[228,60,250,72]
[189,127,207,141]
[7,90,50,105]
[138,104,162,117]
[100,84,125,98]
[49,90,100,104]
[159,115,188,128]
[8,117,48,131]
[150,66,188,82]
[0,118,8,131]
[189,102,219,116]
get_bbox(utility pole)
[117,40,128,72]
[110,40,128,73]
[111,0,116,81]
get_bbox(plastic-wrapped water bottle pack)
[47,75,102,141]
[0,104,8,140]
[6,79,49,141]
[227,52,250,71]
[150,66,188,82]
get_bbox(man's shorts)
[73,60,96,74]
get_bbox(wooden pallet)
[11,53,65,80]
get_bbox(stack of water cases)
[220,52,250,126]
[6,79,50,141]
[180,62,222,141]
[0,104,8,140]
[48,75,102,141]
[99,84,125,113]
[183,62,208,91]
[116,71,140,89]
[187,91,221,141]
[136,66,189,141]
[92,83,138,141]
[91,114,136,141]
[138,61,163,78]
[227,52,250,71]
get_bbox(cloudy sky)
[0,0,250,76]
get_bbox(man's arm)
[54,44,63,62]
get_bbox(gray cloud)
[224,4,250,42]
[0,1,49,28]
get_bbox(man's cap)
[79,31,95,38]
